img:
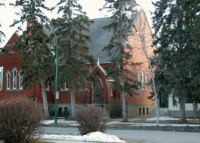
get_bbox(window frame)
[6,71,11,90]
[0,67,3,91]
[18,71,23,90]
[64,81,69,91]
[12,67,17,90]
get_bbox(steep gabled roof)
[88,10,141,64]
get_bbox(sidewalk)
[41,117,200,143]
[42,117,200,127]
[41,140,95,143]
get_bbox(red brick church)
[0,10,154,117]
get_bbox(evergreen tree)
[55,0,93,118]
[153,0,200,122]
[11,0,54,116]
[103,0,138,121]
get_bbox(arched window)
[12,67,17,89]
[6,71,11,90]
[65,81,69,90]
[138,69,148,91]
[18,71,23,90]
[0,67,3,91]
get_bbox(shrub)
[109,99,122,118]
[0,96,44,143]
[76,106,109,135]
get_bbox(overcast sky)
[0,0,157,47]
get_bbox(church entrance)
[92,79,103,107]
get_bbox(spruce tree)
[153,0,200,122]
[55,0,93,118]
[11,0,54,116]
[103,0,138,121]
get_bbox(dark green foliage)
[103,0,139,121]
[55,0,94,89]
[11,0,54,88]
[54,0,95,117]
[103,0,139,95]
[0,96,44,143]
[76,106,109,135]
[153,0,200,121]
[11,0,54,116]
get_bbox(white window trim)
[12,67,17,90]
[6,71,11,90]
[18,71,23,90]
[0,67,3,91]
[46,84,50,91]
[64,82,69,91]
[145,73,148,90]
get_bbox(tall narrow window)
[80,77,87,90]
[141,70,144,90]
[6,71,11,90]
[138,69,148,91]
[46,84,50,91]
[0,67,3,91]
[145,73,148,90]
[12,67,17,89]
[19,71,23,90]
[65,81,69,90]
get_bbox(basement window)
[143,107,145,115]
[139,107,141,115]
[146,107,149,115]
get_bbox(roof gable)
[3,32,19,51]
[88,10,141,63]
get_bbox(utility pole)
[48,20,59,124]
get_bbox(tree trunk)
[193,101,200,120]
[70,85,76,118]
[40,79,49,117]
[179,90,186,123]
[121,70,128,122]
[137,19,159,125]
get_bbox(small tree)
[76,106,109,135]
[0,96,44,143]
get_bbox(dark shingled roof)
[88,10,141,64]
[43,10,141,64]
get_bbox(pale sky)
[0,0,156,47]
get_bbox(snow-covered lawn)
[146,116,179,121]
[42,116,200,127]
[42,132,126,143]
[132,123,200,127]
[41,119,78,126]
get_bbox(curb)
[42,124,200,132]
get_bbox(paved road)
[43,127,200,143]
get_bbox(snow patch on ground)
[42,132,126,143]
[132,123,200,127]
[41,119,78,125]
[42,120,55,125]
[147,116,179,121]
